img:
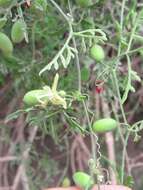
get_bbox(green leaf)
[5,107,35,123]
[121,55,132,104]
[124,176,134,188]
[64,112,85,133]
[131,70,141,82]
[5,110,24,122]
[128,120,143,133]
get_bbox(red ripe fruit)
[95,80,104,94]
[95,86,104,94]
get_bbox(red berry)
[95,86,104,94]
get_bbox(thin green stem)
[119,46,143,57]
[126,17,138,53]
[114,3,140,183]
[67,0,81,92]
[112,69,132,183]
[72,36,82,92]
[118,0,126,56]
[82,100,96,161]
[31,21,37,60]
[121,132,130,184]
[112,70,127,124]
[67,0,99,165]
[120,0,126,31]
[49,0,69,22]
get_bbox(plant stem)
[118,0,126,56]
[49,0,69,22]
[70,24,82,92]
[119,45,143,57]
[112,70,129,183]
[121,132,130,184]
[120,0,126,31]
[67,0,81,92]
[50,0,101,185]
[82,101,97,161]
[67,0,99,165]
[101,97,117,184]
[112,70,127,124]
[114,9,139,183]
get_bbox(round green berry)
[90,44,105,62]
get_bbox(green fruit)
[0,32,13,56]
[0,17,7,29]
[23,90,49,106]
[92,118,117,133]
[90,44,105,62]
[73,171,93,188]
[75,0,93,7]
[11,19,26,43]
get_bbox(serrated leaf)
[131,70,141,82]
[69,46,78,54]
[60,54,66,68]
[128,120,143,132]
[66,48,72,67]
[39,62,52,75]
[54,61,59,70]
[81,37,87,53]
[122,55,132,104]
[130,86,135,92]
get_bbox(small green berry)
[0,32,13,57]
[11,19,26,43]
[92,118,117,133]
[73,171,94,188]
[90,44,105,62]
[23,90,49,106]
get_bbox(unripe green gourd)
[0,32,13,56]
[11,19,26,43]
[23,90,49,106]
[73,171,94,188]
[90,44,105,62]
[75,0,93,7]
[92,118,117,133]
